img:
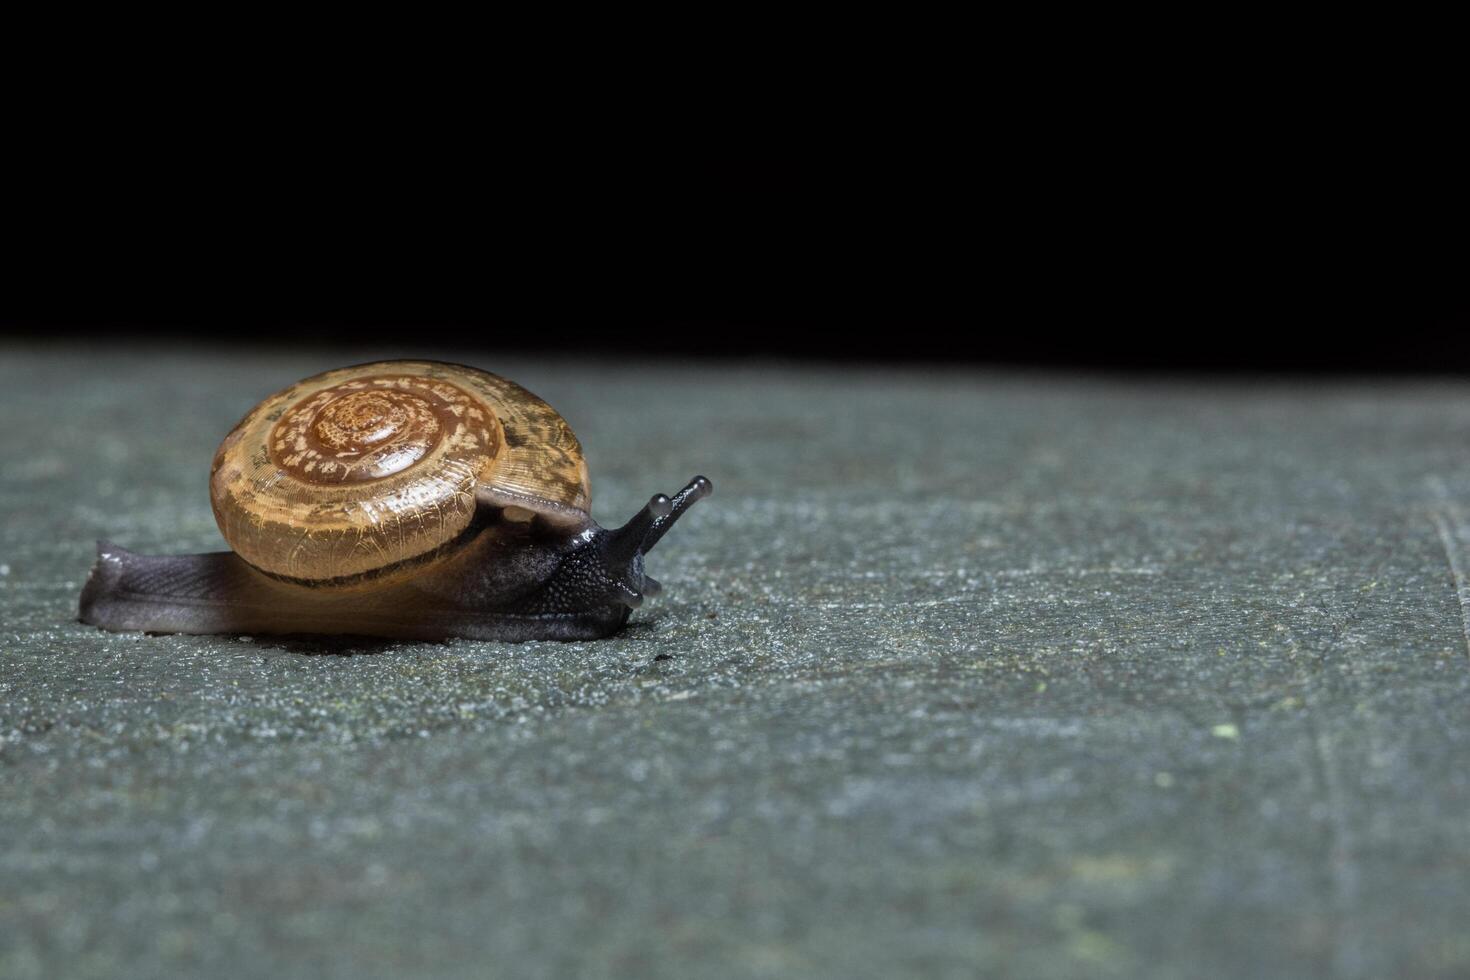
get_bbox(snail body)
[78,360,712,642]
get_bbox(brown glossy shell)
[209,361,590,582]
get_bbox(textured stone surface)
[4,343,1470,978]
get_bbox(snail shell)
[209,360,590,581]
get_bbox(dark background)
[4,147,1465,373]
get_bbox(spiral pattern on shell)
[209,361,590,582]
[270,376,496,484]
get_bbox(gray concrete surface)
[4,343,1470,979]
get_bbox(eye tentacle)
[641,475,713,554]
[608,493,673,564]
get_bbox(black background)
[4,136,1464,372]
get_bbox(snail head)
[599,475,713,609]
[520,474,711,617]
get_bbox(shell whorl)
[209,361,590,582]
[270,376,498,485]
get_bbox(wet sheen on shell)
[209,361,591,582]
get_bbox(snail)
[78,360,712,642]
